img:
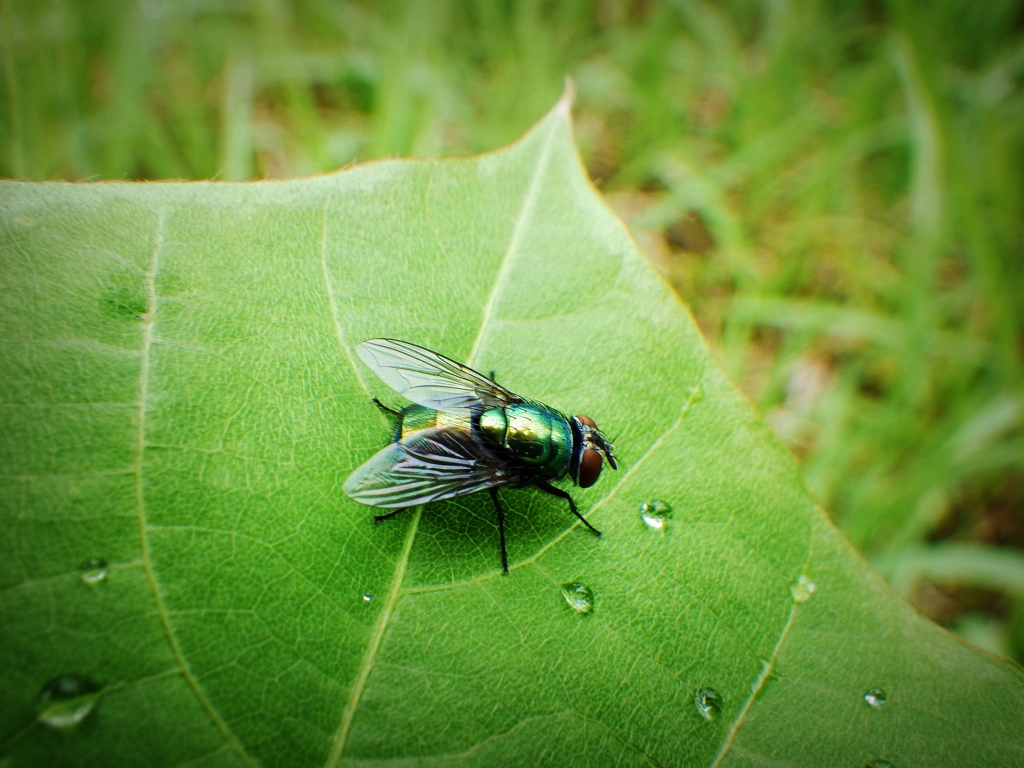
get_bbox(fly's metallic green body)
[344,339,618,573]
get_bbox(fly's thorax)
[479,408,508,447]
[399,404,471,441]
[480,403,571,470]
[505,405,557,464]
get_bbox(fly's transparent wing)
[343,428,514,508]
[356,338,521,413]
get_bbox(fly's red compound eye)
[577,448,603,488]
[575,414,596,428]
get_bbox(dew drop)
[693,687,722,721]
[865,761,893,768]
[362,594,372,603]
[37,675,101,730]
[640,500,671,530]
[790,574,816,603]
[863,687,887,708]
[560,582,594,614]
[78,557,108,586]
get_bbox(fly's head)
[570,414,618,488]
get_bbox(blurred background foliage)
[2,0,1022,662]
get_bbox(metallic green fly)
[344,339,618,573]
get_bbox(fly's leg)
[489,488,510,575]
[373,397,402,441]
[372,397,400,418]
[489,370,497,382]
[372,508,408,524]
[535,482,601,536]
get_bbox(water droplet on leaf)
[78,557,108,585]
[362,594,372,603]
[790,574,816,603]
[560,582,594,614]
[640,500,671,530]
[693,687,722,721]
[863,688,887,708]
[37,675,101,729]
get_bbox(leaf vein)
[466,103,561,368]
[148,523,378,618]
[320,202,377,409]
[133,209,256,768]
[0,559,143,595]
[325,508,421,767]
[709,602,799,767]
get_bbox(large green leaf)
[2,92,1022,768]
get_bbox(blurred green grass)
[2,0,1022,662]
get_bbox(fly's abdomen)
[480,403,571,475]
[398,404,472,441]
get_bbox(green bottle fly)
[344,339,618,573]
